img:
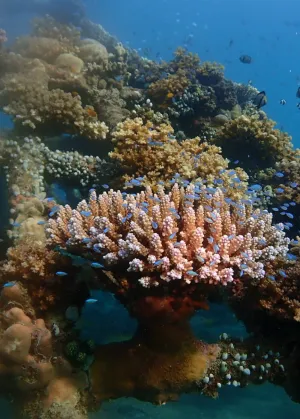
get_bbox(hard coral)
[109,117,238,188]
[47,183,289,289]
[3,87,108,139]
[213,115,293,174]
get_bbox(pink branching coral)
[47,184,289,287]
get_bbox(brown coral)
[213,115,293,174]
[109,117,248,199]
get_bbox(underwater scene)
[2,0,300,418]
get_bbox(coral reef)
[45,183,289,403]
[1,8,300,419]
[109,116,248,199]
[213,116,292,174]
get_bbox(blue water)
[1,0,300,418]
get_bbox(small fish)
[275,172,284,178]
[12,222,21,227]
[278,270,287,278]
[233,160,240,164]
[80,211,92,217]
[3,281,16,288]
[91,262,104,268]
[37,220,46,225]
[279,99,286,105]
[154,260,163,266]
[186,270,198,276]
[169,233,176,239]
[267,275,275,281]
[46,197,55,202]
[287,253,297,261]
[102,184,109,189]
[152,221,158,229]
[286,213,294,219]
[56,271,68,276]
[249,184,262,191]
[290,182,298,188]
[296,86,300,98]
[103,227,109,233]
[239,54,252,64]
[82,238,91,244]
[276,188,284,193]
[253,91,267,109]
[85,299,98,304]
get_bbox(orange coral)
[90,294,219,405]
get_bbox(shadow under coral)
[89,292,220,407]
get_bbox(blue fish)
[12,222,21,227]
[249,184,262,191]
[275,172,284,178]
[81,211,92,217]
[286,213,294,219]
[82,238,91,244]
[102,184,109,189]
[152,221,158,229]
[56,271,68,276]
[103,227,110,233]
[154,260,163,266]
[3,281,16,288]
[186,270,198,276]
[37,220,46,225]
[131,179,142,186]
[46,197,55,202]
[91,262,104,268]
[267,275,275,281]
[290,182,298,188]
[276,188,284,193]
[169,233,176,239]
[278,270,287,278]
[287,253,297,261]
[85,299,98,304]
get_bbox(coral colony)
[0,11,300,419]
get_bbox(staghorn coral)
[47,183,289,288]
[213,115,293,174]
